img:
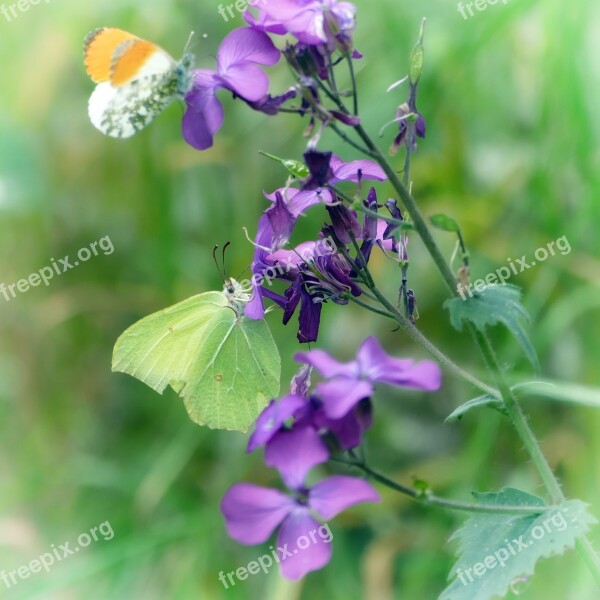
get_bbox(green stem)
[317,53,600,582]
[367,275,498,397]
[346,53,359,115]
[329,123,376,158]
[348,296,396,320]
[474,330,564,501]
[353,123,459,295]
[333,456,555,516]
[344,120,600,584]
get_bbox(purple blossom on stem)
[245,0,357,50]
[183,28,280,150]
[296,336,442,418]
[221,475,379,579]
[269,241,360,342]
[291,151,387,212]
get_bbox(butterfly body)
[84,28,194,138]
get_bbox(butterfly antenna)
[212,244,225,282]
[222,241,231,278]
[183,31,196,54]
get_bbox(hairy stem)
[344,119,600,583]
[333,455,556,516]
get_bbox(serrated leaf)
[440,488,596,600]
[430,213,461,233]
[445,394,506,423]
[444,284,539,370]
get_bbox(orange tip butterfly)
[84,28,194,138]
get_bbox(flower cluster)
[245,150,398,343]
[182,2,421,343]
[180,0,443,585]
[221,338,442,579]
[183,0,361,150]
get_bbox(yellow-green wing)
[112,291,280,431]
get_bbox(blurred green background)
[1,0,599,598]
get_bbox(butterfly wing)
[85,28,182,137]
[181,314,281,431]
[88,72,180,138]
[84,28,138,83]
[112,292,281,431]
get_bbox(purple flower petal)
[376,359,442,391]
[303,150,334,190]
[357,337,442,391]
[248,88,297,114]
[294,349,357,379]
[330,155,387,183]
[277,508,332,580]
[298,286,322,343]
[218,27,281,68]
[265,426,329,490]
[326,204,361,245]
[245,290,266,320]
[217,28,280,100]
[308,475,380,520]
[243,7,288,35]
[290,364,313,397]
[183,70,223,150]
[253,0,328,46]
[221,63,271,101]
[316,407,362,449]
[288,188,335,214]
[283,277,303,325]
[220,483,296,544]
[266,191,296,248]
[315,377,373,419]
[245,213,275,320]
[247,395,306,453]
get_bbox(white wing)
[88,50,180,139]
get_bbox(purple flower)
[221,475,380,580]
[356,188,402,265]
[183,28,280,150]
[270,243,360,343]
[247,394,306,452]
[244,212,294,320]
[245,224,352,343]
[266,191,296,248]
[326,204,361,245]
[390,102,427,156]
[290,363,313,397]
[291,152,387,211]
[264,425,330,489]
[296,336,442,419]
[245,0,357,49]
[312,397,373,449]
[246,87,298,115]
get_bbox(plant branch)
[333,455,555,516]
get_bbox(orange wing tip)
[109,38,163,87]
[84,27,140,83]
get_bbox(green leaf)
[259,151,309,179]
[445,394,506,423]
[440,488,596,600]
[112,283,281,432]
[512,380,600,410]
[444,284,539,369]
[430,213,461,233]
